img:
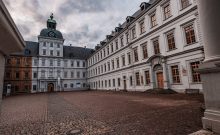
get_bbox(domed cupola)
[39,13,63,39]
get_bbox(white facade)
[87,0,204,93]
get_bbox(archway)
[47,83,54,92]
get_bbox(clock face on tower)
[48,31,56,37]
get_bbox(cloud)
[3,0,148,49]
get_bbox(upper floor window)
[184,24,196,45]
[103,49,106,57]
[116,58,120,68]
[112,60,115,70]
[108,62,110,71]
[181,0,190,9]
[50,43,53,47]
[190,61,201,82]
[34,59,38,66]
[43,42,46,47]
[120,36,124,47]
[142,43,148,59]
[107,46,110,55]
[43,49,46,55]
[83,62,86,67]
[153,39,160,54]
[115,40,119,50]
[164,4,171,20]
[127,53,131,65]
[150,13,157,27]
[133,47,139,62]
[166,32,176,51]
[77,61,80,67]
[15,72,20,79]
[111,43,114,53]
[57,60,61,67]
[77,72,80,78]
[57,44,60,48]
[50,59,53,66]
[57,51,60,56]
[122,55,126,66]
[71,61,74,67]
[50,50,53,56]
[16,58,20,65]
[126,32,129,44]
[64,60,68,67]
[42,59,45,66]
[131,27,136,39]
[171,65,181,83]
[64,71,68,78]
[140,21,145,34]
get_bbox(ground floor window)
[64,84,67,88]
[144,71,151,85]
[113,79,115,87]
[118,78,121,87]
[33,85,37,91]
[190,61,201,82]
[130,76,133,86]
[70,83,74,88]
[136,72,141,86]
[171,65,181,83]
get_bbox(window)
[50,59,53,66]
[105,80,107,88]
[109,80,111,87]
[57,51,60,56]
[71,72,74,78]
[41,70,45,78]
[83,62,86,67]
[190,61,201,82]
[6,72,11,79]
[57,70,61,77]
[104,64,107,72]
[115,40,119,50]
[145,71,151,85]
[131,27,136,39]
[118,78,121,87]
[140,21,145,34]
[33,72,37,79]
[49,69,53,77]
[50,43,53,47]
[16,58,20,65]
[64,71,68,78]
[127,53,131,65]
[6,59,11,65]
[111,43,114,53]
[116,58,120,68]
[57,44,60,48]
[164,4,171,20]
[71,61,74,67]
[171,65,180,83]
[83,72,86,78]
[57,60,61,66]
[130,76,133,86]
[34,59,38,66]
[134,47,139,62]
[126,32,129,44]
[108,62,110,71]
[166,32,176,51]
[181,0,190,9]
[42,59,45,66]
[71,84,74,88]
[77,72,80,78]
[150,13,157,27]
[43,42,46,47]
[64,84,67,88]
[113,79,115,87]
[153,39,160,54]
[15,72,20,79]
[136,72,141,86]
[121,36,124,47]
[77,61,80,67]
[50,50,53,56]
[33,85,37,91]
[122,55,126,66]
[107,46,110,55]
[112,60,115,70]
[184,24,196,45]
[43,49,46,55]
[142,43,148,59]
[64,60,68,67]
[103,49,106,57]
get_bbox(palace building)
[87,0,204,93]
[4,0,204,94]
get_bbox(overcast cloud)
[3,0,149,48]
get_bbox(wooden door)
[157,72,164,89]
[48,83,54,92]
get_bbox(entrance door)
[48,83,54,92]
[156,72,164,89]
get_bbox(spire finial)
[50,13,54,20]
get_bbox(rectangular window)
[134,47,139,62]
[136,72,141,86]
[116,58,120,68]
[50,50,53,56]
[16,58,20,65]
[107,46,110,55]
[122,55,126,66]
[131,27,136,39]
[33,85,37,91]
[153,39,160,54]
[57,51,60,56]
[127,53,131,65]
[71,72,74,78]
[42,59,45,66]
[184,24,196,45]
[77,61,80,67]
[64,71,68,78]
[164,4,171,20]
[83,62,86,67]
[57,60,61,66]
[43,50,46,55]
[126,32,129,44]
[142,43,148,59]
[15,72,20,79]
[71,83,74,88]
[77,72,80,78]
[103,49,106,57]
[109,80,111,87]
[34,59,38,66]
[104,64,107,72]
[140,21,145,34]
[111,43,114,53]
[64,84,67,88]
[108,62,110,71]
[64,60,68,67]
[191,61,201,82]
[145,71,151,85]
[121,36,124,47]
[57,44,60,48]
[112,60,115,70]
[118,78,121,87]
[6,72,11,79]
[113,79,115,87]
[43,42,46,47]
[71,61,74,67]
[33,72,37,79]
[130,76,133,86]
[167,32,176,51]
[115,40,119,50]
[50,59,53,66]
[181,0,190,9]
[171,65,181,83]
[151,13,157,27]
[83,72,86,78]
[41,70,45,78]
[50,43,53,47]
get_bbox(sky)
[3,0,149,49]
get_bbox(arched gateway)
[47,83,54,92]
[147,55,169,89]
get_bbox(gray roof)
[63,46,93,60]
[11,41,39,56]
[40,28,63,39]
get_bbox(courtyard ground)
[0,91,204,135]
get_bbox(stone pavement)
[0,91,204,135]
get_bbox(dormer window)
[140,2,151,11]
[126,16,135,24]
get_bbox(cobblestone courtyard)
[0,91,204,135]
